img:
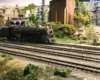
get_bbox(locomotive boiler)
[0,25,56,43]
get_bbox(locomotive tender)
[0,25,56,43]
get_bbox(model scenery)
[1,0,100,80]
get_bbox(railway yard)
[0,42,100,80]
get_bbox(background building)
[0,15,4,25]
[49,0,75,24]
[91,2,100,26]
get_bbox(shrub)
[77,23,82,28]
[2,54,7,57]
[55,31,65,38]
[93,39,99,46]
[0,58,9,65]
[49,22,77,38]
[74,5,92,27]
[24,68,45,80]
[23,64,39,76]
[0,68,23,80]
[98,42,100,45]
[23,64,55,80]
[82,36,87,40]
[7,55,14,60]
[23,72,38,80]
[54,68,72,77]
[72,36,79,41]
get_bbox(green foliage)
[78,23,82,28]
[40,22,46,26]
[23,71,38,80]
[22,3,36,12]
[6,17,9,26]
[72,36,79,41]
[41,0,46,22]
[92,39,99,46]
[0,68,23,80]
[23,64,55,80]
[85,25,94,35]
[79,1,83,7]
[54,68,72,77]
[74,2,92,28]
[23,64,39,76]
[35,8,42,25]
[75,0,80,12]
[0,58,8,65]
[49,22,76,38]
[74,12,88,28]
[7,55,14,60]
[25,19,30,25]
[81,36,87,40]
[29,13,36,23]
[79,40,86,44]
[25,19,35,26]
[81,5,92,25]
[87,32,98,40]
[2,54,7,57]
[1,54,14,60]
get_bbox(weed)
[72,36,79,41]
[92,39,99,46]
[0,68,24,80]
[0,58,9,65]
[54,68,72,77]
[79,40,86,44]
[2,54,7,57]
[7,55,14,60]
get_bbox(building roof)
[9,19,27,22]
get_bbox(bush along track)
[0,54,74,80]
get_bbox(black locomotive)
[0,25,56,43]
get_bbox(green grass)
[85,24,94,35]
[56,38,80,44]
[56,38,93,45]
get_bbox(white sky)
[0,0,52,7]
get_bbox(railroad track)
[0,47,100,73]
[1,42,100,55]
[0,43,100,63]
[2,41,100,51]
[0,42,100,73]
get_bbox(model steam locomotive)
[0,25,56,43]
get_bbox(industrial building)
[49,0,100,24]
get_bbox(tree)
[6,17,9,26]
[22,3,36,12]
[36,7,41,25]
[29,13,36,23]
[79,1,83,7]
[41,0,46,22]
[74,0,92,28]
[75,0,80,13]
[81,5,92,25]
